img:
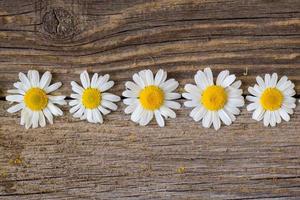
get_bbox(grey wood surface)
[0,0,299,199]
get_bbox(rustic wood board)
[0,0,300,199]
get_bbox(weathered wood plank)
[0,100,300,199]
[0,0,299,97]
[0,0,300,199]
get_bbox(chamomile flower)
[183,68,244,130]
[123,69,181,127]
[69,71,120,123]
[6,70,66,129]
[246,73,296,127]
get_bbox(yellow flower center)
[201,85,227,111]
[24,88,48,111]
[139,85,164,111]
[81,88,102,109]
[260,87,283,111]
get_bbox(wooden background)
[0,0,300,199]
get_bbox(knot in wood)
[42,7,76,39]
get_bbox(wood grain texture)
[0,0,300,199]
[1,101,300,199]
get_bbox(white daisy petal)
[71,81,84,94]
[19,72,31,89]
[45,82,62,93]
[184,100,199,108]
[99,81,114,92]
[48,102,63,116]
[252,105,265,121]
[227,97,245,107]
[164,101,181,110]
[204,67,214,86]
[43,107,53,124]
[216,70,229,86]
[48,95,66,105]
[73,105,85,118]
[25,110,33,129]
[80,71,90,89]
[87,109,94,123]
[31,70,40,87]
[212,111,221,130]
[160,106,176,119]
[202,111,212,128]
[92,109,103,123]
[154,69,167,86]
[274,110,281,124]
[138,70,147,86]
[91,73,99,88]
[279,108,290,122]
[247,102,258,111]
[7,103,24,113]
[218,109,232,126]
[224,104,240,115]
[133,73,145,88]
[38,111,46,127]
[124,104,137,114]
[122,90,138,98]
[98,106,111,115]
[70,93,81,99]
[182,93,195,100]
[231,80,242,89]
[165,93,181,100]
[246,95,259,103]
[39,71,52,89]
[224,107,236,122]
[283,89,296,96]
[70,104,81,114]
[276,76,288,88]
[7,89,22,94]
[221,74,236,88]
[123,98,138,106]
[264,74,271,87]
[131,104,143,122]
[270,112,276,127]
[161,79,179,92]
[13,82,26,93]
[139,111,153,126]
[192,106,207,122]
[248,86,260,97]
[20,108,26,125]
[154,110,165,127]
[125,81,141,93]
[195,70,209,90]
[184,84,201,95]
[101,100,118,111]
[270,73,278,87]
[263,110,271,126]
[102,93,121,102]
[32,111,39,129]
[6,95,23,103]
[145,70,154,86]
[96,74,110,87]
[256,76,265,89]
[80,110,87,120]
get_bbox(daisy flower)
[123,69,181,127]
[69,71,120,123]
[6,70,66,129]
[246,73,296,127]
[182,68,244,130]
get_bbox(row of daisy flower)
[6,68,296,130]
